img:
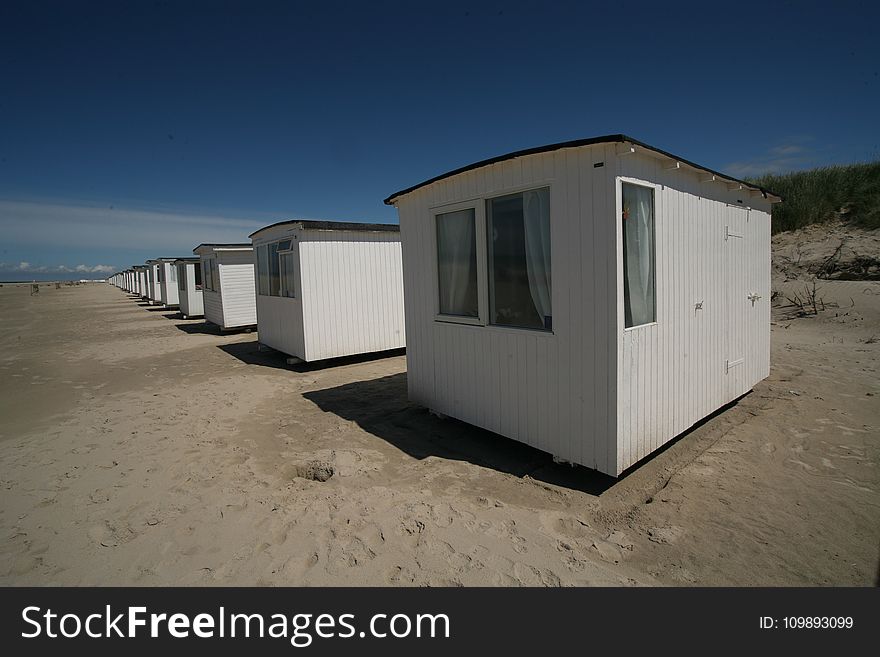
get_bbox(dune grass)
[748,161,880,234]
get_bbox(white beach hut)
[153,257,181,308]
[248,220,405,363]
[192,243,257,330]
[174,257,204,319]
[385,134,781,476]
[145,261,161,304]
[134,265,148,299]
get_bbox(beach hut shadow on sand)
[218,339,406,373]
[303,372,616,496]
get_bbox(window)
[487,187,552,330]
[194,261,202,290]
[268,242,281,296]
[177,264,186,292]
[202,258,215,292]
[257,245,269,296]
[622,182,656,328]
[280,252,296,298]
[169,264,177,283]
[436,208,478,317]
[156,266,163,283]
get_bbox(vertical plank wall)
[218,250,257,328]
[396,144,619,475]
[300,230,406,361]
[615,153,772,473]
[200,258,225,328]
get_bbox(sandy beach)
[0,271,877,586]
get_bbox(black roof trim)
[383,133,781,204]
[191,243,253,253]
[249,219,400,239]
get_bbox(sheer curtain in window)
[522,187,552,329]
[437,209,477,317]
[622,183,656,327]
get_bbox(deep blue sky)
[1,0,878,279]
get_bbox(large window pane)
[622,182,656,328]
[257,245,269,296]
[436,208,478,317]
[268,242,281,296]
[194,262,202,289]
[178,264,186,291]
[487,187,551,330]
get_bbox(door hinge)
[725,225,743,240]
[725,358,744,373]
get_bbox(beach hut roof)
[383,133,783,205]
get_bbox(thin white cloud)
[0,199,271,252]
[723,137,817,178]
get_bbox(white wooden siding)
[202,288,224,327]
[615,153,772,473]
[299,230,405,361]
[218,253,257,328]
[256,294,306,358]
[395,144,772,476]
[397,144,619,474]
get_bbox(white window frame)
[486,185,553,333]
[430,198,488,326]
[430,182,555,334]
[616,176,660,332]
[278,240,296,298]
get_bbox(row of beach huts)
[109,135,780,476]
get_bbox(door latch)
[748,292,762,306]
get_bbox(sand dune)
[0,276,877,586]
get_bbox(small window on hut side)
[194,261,202,289]
[621,182,656,328]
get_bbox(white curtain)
[522,188,552,327]
[623,184,655,327]
[437,209,476,316]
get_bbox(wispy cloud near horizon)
[0,198,271,253]
[723,137,819,178]
[0,261,115,275]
